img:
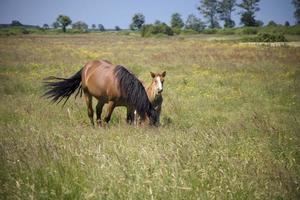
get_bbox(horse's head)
[150,71,166,96]
[145,106,159,127]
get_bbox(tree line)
[133,0,299,32]
[49,15,108,32]
[24,0,300,33]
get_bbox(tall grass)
[0,34,299,199]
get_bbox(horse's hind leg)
[104,101,115,125]
[84,91,94,126]
[96,100,104,127]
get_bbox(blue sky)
[0,0,295,28]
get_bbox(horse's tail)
[43,68,83,106]
[114,65,158,125]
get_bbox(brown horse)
[43,60,159,126]
[133,71,166,124]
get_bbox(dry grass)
[1,33,300,199]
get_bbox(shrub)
[267,20,277,27]
[172,27,181,35]
[69,29,88,34]
[202,29,217,34]
[239,27,258,35]
[141,23,174,37]
[72,21,88,32]
[243,33,287,42]
[252,25,300,35]
[117,31,131,36]
[21,28,30,34]
[217,28,235,35]
[285,24,300,35]
[0,27,30,36]
[180,29,199,35]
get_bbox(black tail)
[43,69,82,106]
[114,65,158,125]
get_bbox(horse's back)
[81,60,119,100]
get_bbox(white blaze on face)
[156,77,163,93]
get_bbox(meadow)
[0,33,300,199]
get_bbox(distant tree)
[56,15,72,32]
[11,20,22,26]
[170,13,184,29]
[141,23,174,37]
[185,14,206,32]
[154,20,162,25]
[218,0,236,28]
[43,24,49,29]
[238,0,260,26]
[198,0,220,28]
[267,20,277,26]
[285,21,290,26]
[130,13,145,30]
[52,21,60,29]
[98,24,105,31]
[256,20,264,27]
[92,24,96,30]
[72,21,88,31]
[115,26,121,31]
[292,0,300,24]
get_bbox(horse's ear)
[162,71,166,77]
[150,72,156,78]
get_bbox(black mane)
[114,65,158,125]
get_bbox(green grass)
[0,34,300,199]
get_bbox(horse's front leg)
[104,101,116,125]
[156,105,161,125]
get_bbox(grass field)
[1,34,300,199]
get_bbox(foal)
[146,71,166,123]
[131,71,166,125]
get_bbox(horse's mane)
[114,65,158,124]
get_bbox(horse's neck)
[146,82,161,104]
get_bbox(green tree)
[154,20,162,25]
[285,21,290,26]
[11,20,22,26]
[130,13,145,30]
[170,13,184,29]
[43,24,49,29]
[238,0,260,27]
[98,24,105,31]
[115,26,121,31]
[52,21,60,29]
[56,15,72,32]
[185,14,206,32]
[218,0,236,28]
[292,0,300,24]
[267,20,277,26]
[72,21,88,31]
[198,0,220,28]
[256,20,264,27]
[92,24,96,29]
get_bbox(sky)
[0,0,296,29]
